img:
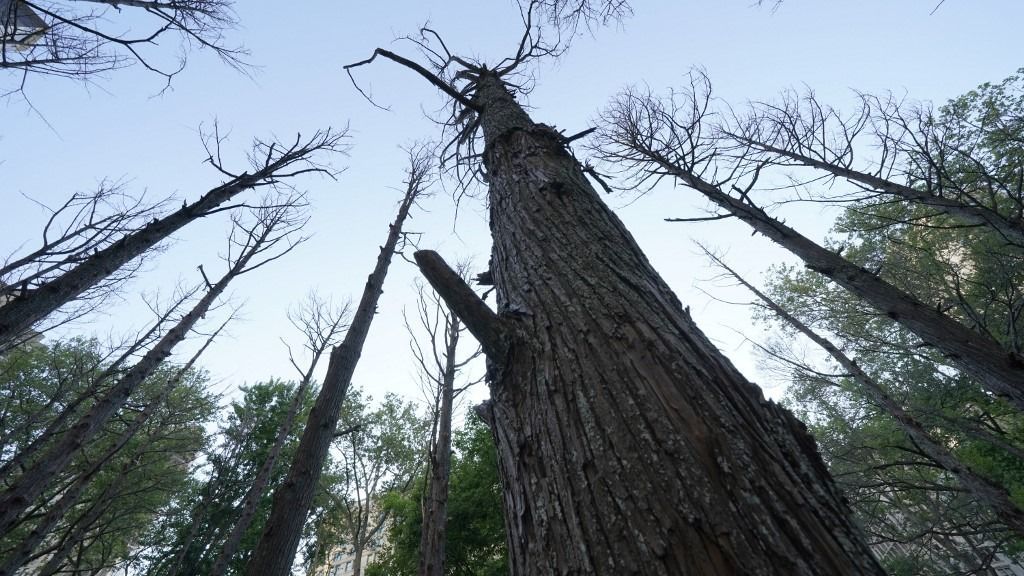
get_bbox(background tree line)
[3,0,1024,574]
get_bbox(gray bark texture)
[418,72,885,575]
[244,183,420,576]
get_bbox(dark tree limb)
[414,250,507,359]
[344,48,481,112]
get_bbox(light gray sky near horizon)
[2,0,1022,416]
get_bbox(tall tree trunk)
[352,536,365,576]
[707,249,1024,537]
[656,159,1024,411]
[416,72,884,574]
[418,313,459,576]
[244,167,426,576]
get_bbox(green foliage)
[0,337,216,574]
[138,378,314,576]
[763,70,1024,573]
[308,387,428,574]
[366,413,507,576]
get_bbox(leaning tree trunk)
[0,129,342,350]
[208,378,310,575]
[244,179,423,576]
[417,72,885,574]
[418,313,459,576]
[0,169,269,348]
[0,358,199,576]
[733,140,1024,249]
[658,161,1024,412]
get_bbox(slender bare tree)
[405,272,483,576]
[0,127,345,352]
[207,292,351,575]
[245,147,432,576]
[699,244,1024,538]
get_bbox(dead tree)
[0,128,344,351]
[0,195,309,536]
[405,273,483,576]
[244,148,432,576]
[700,245,1024,538]
[346,10,884,573]
[721,88,1024,249]
[1,0,245,90]
[593,82,1024,412]
[207,293,351,575]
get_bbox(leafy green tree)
[138,378,314,576]
[0,337,216,575]
[308,388,427,576]
[750,72,1024,572]
[366,413,508,576]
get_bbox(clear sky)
[3,0,1023,414]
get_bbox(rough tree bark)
[414,70,885,574]
[704,248,1024,538]
[244,158,428,576]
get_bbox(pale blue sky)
[3,0,1022,411]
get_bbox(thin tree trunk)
[706,248,1024,537]
[352,536,365,576]
[415,72,884,574]
[34,477,125,576]
[0,245,254,535]
[0,133,335,348]
[208,379,310,574]
[658,160,1024,411]
[0,311,168,480]
[418,313,459,576]
[244,166,426,576]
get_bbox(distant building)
[310,537,384,576]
